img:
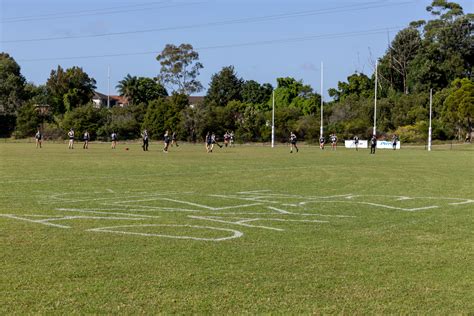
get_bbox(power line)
[0,1,201,23]
[17,26,403,62]
[2,1,414,44]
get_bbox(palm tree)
[116,74,138,105]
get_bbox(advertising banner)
[344,140,368,149]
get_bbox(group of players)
[34,127,398,154]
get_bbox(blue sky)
[0,0,472,98]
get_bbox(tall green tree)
[205,66,243,107]
[440,78,474,139]
[156,43,203,95]
[0,53,26,114]
[46,66,96,114]
[241,80,273,106]
[116,75,167,105]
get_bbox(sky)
[0,0,472,98]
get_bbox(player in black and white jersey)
[141,129,149,151]
[67,129,75,149]
[83,130,90,149]
[330,133,338,151]
[163,130,170,153]
[111,131,117,149]
[35,129,42,148]
[205,132,212,153]
[290,132,299,153]
[171,131,179,147]
[370,135,377,154]
[392,134,398,150]
[224,131,230,147]
[353,135,359,151]
[319,135,325,150]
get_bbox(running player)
[370,135,377,154]
[111,131,117,149]
[319,135,325,150]
[330,133,338,150]
[353,135,359,151]
[171,131,179,147]
[141,129,149,151]
[67,129,75,149]
[35,129,42,148]
[83,130,90,149]
[290,132,299,153]
[163,130,170,153]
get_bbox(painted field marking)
[87,224,243,241]
[55,208,161,218]
[189,215,284,231]
[0,214,71,229]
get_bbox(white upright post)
[320,61,324,137]
[373,60,378,136]
[107,65,111,108]
[428,88,433,151]
[271,90,275,148]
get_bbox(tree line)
[0,0,472,143]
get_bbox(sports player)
[224,131,230,147]
[67,129,75,149]
[83,130,90,149]
[290,132,299,153]
[163,130,170,153]
[205,132,212,153]
[141,129,149,151]
[229,131,235,147]
[370,135,377,154]
[35,129,42,148]
[330,133,338,150]
[319,135,325,150]
[111,131,117,149]
[171,131,179,147]
[353,135,359,151]
[392,134,398,150]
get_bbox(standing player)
[229,131,235,147]
[67,129,75,149]
[224,131,230,147]
[171,131,179,147]
[35,129,42,148]
[319,135,325,150]
[141,129,149,151]
[83,130,90,149]
[330,133,338,151]
[163,130,170,153]
[205,132,212,153]
[353,135,359,151]
[111,131,117,149]
[392,134,398,150]
[290,132,299,153]
[370,135,377,154]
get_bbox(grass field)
[1,141,473,314]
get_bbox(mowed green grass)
[0,141,473,314]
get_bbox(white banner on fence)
[345,140,368,149]
[377,140,401,149]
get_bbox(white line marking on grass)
[87,224,243,241]
[449,200,474,205]
[189,215,284,231]
[0,214,71,228]
[106,189,115,193]
[159,198,261,211]
[100,204,202,213]
[55,208,161,219]
[267,206,292,214]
